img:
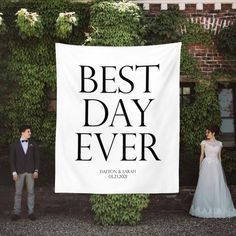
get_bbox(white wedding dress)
[189,140,236,218]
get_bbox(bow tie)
[21,140,28,142]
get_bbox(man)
[9,125,40,221]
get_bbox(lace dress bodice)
[201,140,222,159]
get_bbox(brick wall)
[148,3,236,34]
[187,43,236,77]
[145,2,236,78]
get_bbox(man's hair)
[19,125,31,134]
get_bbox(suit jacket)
[9,139,40,174]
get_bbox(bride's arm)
[218,148,222,162]
[199,144,205,170]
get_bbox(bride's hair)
[207,124,220,135]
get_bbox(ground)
[0,186,236,236]
[0,211,236,236]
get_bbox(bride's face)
[206,130,215,140]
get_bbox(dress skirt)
[189,156,236,218]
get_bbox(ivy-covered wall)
[0,0,235,184]
[0,0,90,147]
[1,0,235,147]
[0,0,236,225]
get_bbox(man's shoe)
[28,213,36,221]
[11,214,20,221]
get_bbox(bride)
[189,125,236,218]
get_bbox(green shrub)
[88,0,149,226]
[55,12,78,39]
[90,194,149,225]
[87,0,145,46]
[15,8,43,39]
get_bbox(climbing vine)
[215,21,236,57]
[0,0,90,146]
[145,8,220,150]
[87,0,145,46]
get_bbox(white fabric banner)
[55,43,181,194]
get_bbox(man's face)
[21,129,31,140]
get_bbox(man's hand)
[32,172,39,179]
[13,174,19,181]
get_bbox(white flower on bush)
[16,8,39,26]
[56,12,78,39]
[57,12,78,26]
[0,13,3,26]
[15,8,43,38]
[0,12,6,34]
[16,8,28,16]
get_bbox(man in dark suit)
[9,125,40,221]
